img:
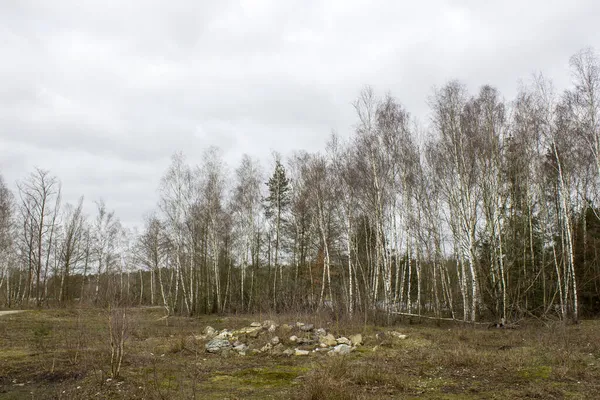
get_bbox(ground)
[1,307,599,399]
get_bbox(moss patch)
[519,365,552,380]
[209,365,307,389]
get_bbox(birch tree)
[231,155,263,311]
[58,197,85,303]
[17,168,61,307]
[429,82,483,322]
[0,174,13,306]
[92,200,122,305]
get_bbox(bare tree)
[428,82,483,322]
[92,200,122,305]
[58,197,86,303]
[139,215,171,314]
[0,173,14,306]
[231,154,263,311]
[17,168,61,307]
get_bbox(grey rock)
[283,348,294,356]
[260,343,273,353]
[249,329,261,339]
[203,326,216,338]
[300,323,314,332]
[262,320,277,329]
[315,328,327,336]
[250,322,262,327]
[296,337,315,345]
[271,343,285,355]
[205,339,232,353]
[271,336,280,345]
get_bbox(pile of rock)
[201,320,368,357]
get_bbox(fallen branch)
[389,311,490,325]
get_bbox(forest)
[1,48,599,325]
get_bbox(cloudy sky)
[1,0,599,227]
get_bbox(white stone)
[336,337,351,345]
[235,326,262,335]
[260,343,273,353]
[350,334,363,346]
[233,344,248,353]
[390,331,408,340]
[319,333,337,347]
[294,349,310,356]
[330,344,352,355]
[215,330,233,340]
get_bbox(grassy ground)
[1,307,599,399]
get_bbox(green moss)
[209,365,307,389]
[1,348,31,358]
[353,346,371,354]
[520,365,552,380]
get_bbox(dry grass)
[1,308,600,399]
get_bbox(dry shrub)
[108,307,129,379]
[348,363,410,391]
[295,372,360,400]
[294,357,363,400]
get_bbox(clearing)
[0,307,599,399]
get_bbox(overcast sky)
[1,0,599,227]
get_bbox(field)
[1,308,599,399]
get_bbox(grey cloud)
[1,0,599,227]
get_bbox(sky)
[1,0,599,228]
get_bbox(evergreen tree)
[264,159,291,307]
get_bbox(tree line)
[1,48,599,323]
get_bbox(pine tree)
[264,159,291,308]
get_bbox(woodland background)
[1,48,600,324]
